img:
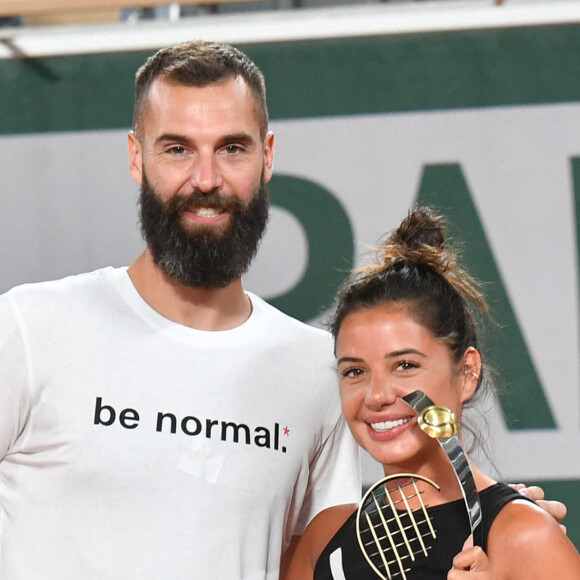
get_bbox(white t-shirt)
[0,267,360,580]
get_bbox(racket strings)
[357,477,437,580]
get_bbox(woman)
[283,207,580,579]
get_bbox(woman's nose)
[364,376,398,409]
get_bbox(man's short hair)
[133,39,269,138]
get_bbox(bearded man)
[0,40,361,580]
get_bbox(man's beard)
[138,172,270,288]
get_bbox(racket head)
[356,473,440,580]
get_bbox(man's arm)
[0,295,30,461]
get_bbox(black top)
[314,482,533,580]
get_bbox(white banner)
[1,101,579,484]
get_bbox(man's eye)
[168,145,186,155]
[224,144,242,155]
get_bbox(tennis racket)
[356,473,440,580]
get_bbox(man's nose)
[189,154,223,193]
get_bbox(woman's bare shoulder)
[282,504,357,580]
[487,499,580,579]
[305,503,358,544]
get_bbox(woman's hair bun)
[380,206,450,273]
[390,206,446,250]
[370,206,487,314]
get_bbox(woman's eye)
[341,367,364,378]
[397,361,419,371]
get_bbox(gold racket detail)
[417,405,459,440]
[402,391,483,545]
[356,474,440,580]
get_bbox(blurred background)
[0,0,579,547]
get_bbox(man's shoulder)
[1,267,125,309]
[248,292,333,342]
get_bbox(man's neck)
[127,250,252,331]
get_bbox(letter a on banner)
[416,163,556,430]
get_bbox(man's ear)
[128,131,143,185]
[461,347,482,402]
[262,131,275,184]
